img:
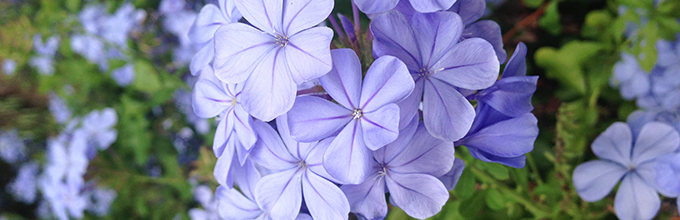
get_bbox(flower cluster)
[190,0,539,219]
[29,34,60,76]
[611,34,680,111]
[1,104,119,220]
[70,3,146,86]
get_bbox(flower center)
[416,67,444,78]
[298,160,308,169]
[275,34,289,47]
[375,162,389,180]
[231,99,237,106]
[352,109,363,119]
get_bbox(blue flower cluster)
[611,35,680,111]
[578,25,680,220]
[70,3,146,86]
[188,0,539,219]
[1,102,119,220]
[29,34,60,76]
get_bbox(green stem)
[526,153,544,185]
[470,166,553,218]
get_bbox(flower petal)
[572,160,627,202]
[323,120,373,184]
[502,42,528,77]
[319,49,363,109]
[240,48,297,121]
[233,105,257,151]
[467,147,527,168]
[192,78,233,118]
[255,168,304,220]
[354,0,399,14]
[213,111,236,157]
[614,174,661,220]
[234,0,282,33]
[460,112,538,158]
[376,113,420,163]
[360,55,414,111]
[396,78,424,130]
[591,122,633,166]
[361,104,401,150]
[190,40,215,76]
[189,4,228,44]
[410,12,462,69]
[302,171,350,220]
[234,159,261,200]
[389,123,454,176]
[214,152,237,187]
[448,0,485,25]
[439,158,465,190]
[340,171,387,220]
[422,78,475,141]
[282,0,334,35]
[371,11,422,71]
[288,96,352,142]
[476,76,538,117]
[213,23,277,84]
[654,154,680,197]
[216,186,262,220]
[430,38,500,90]
[462,21,507,63]
[250,120,298,171]
[285,27,333,84]
[632,122,680,164]
[408,0,456,13]
[386,173,449,219]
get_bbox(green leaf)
[539,1,561,35]
[133,60,162,94]
[638,23,659,71]
[65,0,81,12]
[523,0,544,8]
[459,190,486,219]
[453,168,476,199]
[535,41,603,95]
[478,162,510,180]
[485,189,506,211]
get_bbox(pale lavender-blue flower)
[0,130,27,164]
[189,185,220,220]
[213,0,334,121]
[87,187,117,217]
[7,161,39,203]
[45,132,89,182]
[573,122,680,220]
[372,10,499,141]
[40,176,88,220]
[111,64,135,86]
[188,0,241,75]
[250,115,350,220]
[3,59,17,75]
[340,117,454,219]
[81,108,118,151]
[288,49,414,184]
[192,66,257,187]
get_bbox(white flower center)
[352,109,363,120]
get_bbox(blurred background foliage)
[0,0,679,219]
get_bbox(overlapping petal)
[319,49,364,109]
[572,160,628,202]
[288,96,352,142]
[371,11,421,71]
[439,158,465,190]
[285,27,334,84]
[389,123,454,176]
[422,79,475,141]
[323,120,373,184]
[354,0,399,15]
[631,122,680,164]
[216,186,262,220]
[448,0,484,25]
[250,120,298,171]
[340,171,387,220]
[302,171,350,220]
[361,104,400,150]
[408,0,457,13]
[410,12,462,68]
[430,38,500,90]
[240,48,297,121]
[213,24,277,84]
[590,122,633,166]
[234,0,282,33]
[360,55,414,111]
[386,173,449,219]
[254,168,304,220]
[282,0,334,35]
[614,174,661,220]
[463,21,507,63]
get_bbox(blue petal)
[614,174,661,220]
[502,42,528,77]
[572,160,627,202]
[448,0,485,26]
[439,158,466,190]
[302,170,350,220]
[632,122,680,164]
[340,171,387,220]
[386,173,449,219]
[255,168,304,220]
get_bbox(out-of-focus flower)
[2,59,17,75]
[87,187,117,217]
[573,122,680,220]
[0,130,27,164]
[81,108,118,151]
[7,161,39,203]
[111,64,135,86]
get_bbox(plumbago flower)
[192,66,257,188]
[188,0,241,75]
[249,116,350,220]
[29,34,60,76]
[354,0,456,14]
[372,10,499,141]
[213,0,334,121]
[395,0,507,63]
[456,43,539,168]
[287,49,414,184]
[7,162,39,203]
[81,108,118,151]
[341,116,454,219]
[188,185,220,220]
[573,122,680,220]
